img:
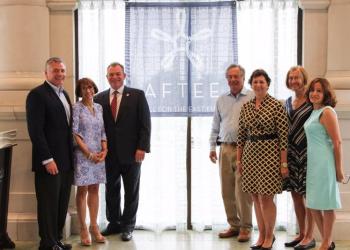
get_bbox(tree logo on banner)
[151,9,212,71]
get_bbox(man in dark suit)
[26,57,74,250]
[95,62,151,241]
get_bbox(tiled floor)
[12,230,350,250]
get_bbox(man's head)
[225,64,245,95]
[45,57,66,87]
[106,62,126,90]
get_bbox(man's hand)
[45,161,59,175]
[135,149,145,163]
[209,151,217,164]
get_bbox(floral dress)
[72,101,106,186]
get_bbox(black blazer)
[94,86,151,165]
[26,81,74,172]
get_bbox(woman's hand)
[336,169,345,183]
[236,161,243,175]
[95,150,107,163]
[280,166,289,179]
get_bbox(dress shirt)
[109,85,124,119]
[42,81,71,166]
[209,87,254,151]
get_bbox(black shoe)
[56,241,72,250]
[285,238,302,247]
[328,242,335,250]
[121,231,133,241]
[101,225,121,236]
[39,245,63,250]
[294,239,316,250]
[250,244,262,249]
[260,235,276,250]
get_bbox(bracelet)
[88,153,93,160]
[281,162,288,168]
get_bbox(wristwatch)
[281,162,288,168]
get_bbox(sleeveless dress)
[72,101,107,186]
[304,106,341,210]
[283,97,313,195]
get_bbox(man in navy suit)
[95,62,151,241]
[26,57,74,250]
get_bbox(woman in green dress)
[304,78,344,250]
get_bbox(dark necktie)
[111,90,118,121]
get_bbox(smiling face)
[287,69,305,93]
[81,83,95,102]
[45,62,66,87]
[308,82,324,106]
[251,75,269,98]
[226,67,244,95]
[107,65,126,90]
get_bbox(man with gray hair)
[26,57,73,250]
[209,64,253,242]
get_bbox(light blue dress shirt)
[209,87,254,151]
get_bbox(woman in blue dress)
[304,78,344,250]
[73,78,107,246]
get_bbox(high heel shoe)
[80,227,92,246]
[89,225,106,243]
[260,235,276,250]
[328,242,335,250]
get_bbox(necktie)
[111,91,118,121]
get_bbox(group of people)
[26,57,151,250]
[25,57,344,250]
[209,64,344,250]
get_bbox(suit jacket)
[94,86,151,165]
[26,81,74,172]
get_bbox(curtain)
[77,0,298,233]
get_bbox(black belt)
[247,133,278,142]
[218,141,237,147]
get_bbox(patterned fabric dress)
[237,94,289,195]
[283,97,313,195]
[73,101,107,186]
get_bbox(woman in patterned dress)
[304,78,344,250]
[73,78,107,246]
[283,66,316,249]
[237,69,289,250]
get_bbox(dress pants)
[219,144,252,230]
[105,160,141,232]
[35,170,73,248]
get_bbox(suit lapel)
[102,89,115,122]
[44,82,69,126]
[117,86,130,122]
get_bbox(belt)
[247,133,278,142]
[220,141,237,147]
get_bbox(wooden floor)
[13,230,350,250]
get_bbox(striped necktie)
[111,90,118,121]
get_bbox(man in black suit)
[26,57,74,250]
[95,62,151,241]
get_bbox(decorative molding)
[298,0,330,10]
[0,106,26,121]
[325,70,350,89]
[46,0,77,11]
[0,72,44,91]
[0,0,46,7]
[330,0,350,5]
